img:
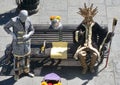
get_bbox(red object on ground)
[48,83,53,85]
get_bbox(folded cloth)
[51,42,68,59]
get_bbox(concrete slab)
[0,36,12,51]
[107,6,120,19]
[44,0,68,11]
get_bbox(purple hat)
[44,73,61,81]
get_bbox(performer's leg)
[24,55,34,77]
[74,51,79,60]
[89,52,97,73]
[74,46,86,60]
[14,56,20,80]
[24,56,30,73]
[79,51,88,74]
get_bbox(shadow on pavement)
[0,54,13,76]
[38,66,97,80]
[0,76,16,85]
[0,44,14,76]
[0,8,18,25]
[31,59,98,81]
[0,56,98,84]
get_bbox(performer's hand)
[84,43,87,47]
[80,31,84,35]
[23,34,29,40]
[107,32,114,40]
[105,32,114,43]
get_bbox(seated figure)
[73,3,113,74]
[49,16,63,29]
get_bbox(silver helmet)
[19,10,28,22]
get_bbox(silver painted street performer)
[4,10,34,80]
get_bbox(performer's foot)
[82,68,87,74]
[27,73,35,77]
[90,68,95,73]
[14,75,19,81]
[74,56,78,60]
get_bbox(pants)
[14,55,30,76]
[78,50,97,69]
[74,47,98,72]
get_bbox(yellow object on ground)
[51,42,68,59]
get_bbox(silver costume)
[4,17,34,56]
[4,10,34,80]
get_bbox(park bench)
[30,24,78,61]
[30,24,108,64]
[3,24,108,64]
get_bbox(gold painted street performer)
[4,10,34,80]
[74,3,114,74]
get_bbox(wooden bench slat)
[30,24,77,58]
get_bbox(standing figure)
[74,3,112,74]
[49,16,63,29]
[4,10,34,80]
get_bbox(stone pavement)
[0,0,120,85]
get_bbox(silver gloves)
[23,34,30,40]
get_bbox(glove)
[107,32,114,40]
[23,34,30,40]
[10,32,16,40]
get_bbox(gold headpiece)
[77,3,98,22]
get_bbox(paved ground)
[0,0,120,85]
